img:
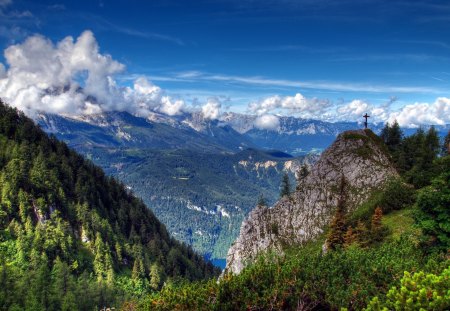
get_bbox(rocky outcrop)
[225,129,398,274]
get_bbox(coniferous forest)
[0,100,220,310]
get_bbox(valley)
[36,110,449,262]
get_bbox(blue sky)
[0,0,450,126]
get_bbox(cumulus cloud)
[201,98,221,119]
[123,77,184,116]
[248,93,330,118]
[254,114,280,130]
[336,99,389,123]
[388,97,450,127]
[0,63,5,78]
[337,99,369,117]
[0,31,124,116]
[0,30,189,118]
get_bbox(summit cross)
[363,113,370,129]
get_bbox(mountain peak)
[225,128,397,274]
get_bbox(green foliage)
[257,194,267,207]
[327,177,348,250]
[380,121,403,163]
[442,130,450,156]
[365,264,450,311]
[280,172,291,198]
[141,237,442,310]
[370,207,387,243]
[414,170,450,252]
[0,100,220,310]
[377,178,416,214]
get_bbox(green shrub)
[140,237,438,310]
[365,264,450,311]
[378,178,416,214]
[414,171,450,252]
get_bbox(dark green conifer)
[326,177,348,250]
[257,194,267,207]
[280,173,291,198]
[442,130,450,155]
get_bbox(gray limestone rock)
[225,129,397,274]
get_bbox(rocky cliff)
[225,129,398,274]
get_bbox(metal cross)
[363,113,370,129]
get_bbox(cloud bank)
[388,97,450,127]
[0,30,449,127]
[248,93,331,118]
[0,30,209,118]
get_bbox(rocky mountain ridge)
[225,129,398,274]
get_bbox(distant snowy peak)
[220,112,257,134]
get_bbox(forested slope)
[0,100,219,310]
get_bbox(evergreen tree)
[442,130,450,156]
[149,263,164,290]
[257,194,267,207]
[343,226,357,247]
[93,233,114,284]
[354,220,369,248]
[280,173,291,198]
[423,126,440,165]
[326,177,347,250]
[380,120,403,152]
[296,165,309,190]
[370,207,384,242]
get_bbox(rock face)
[225,129,398,274]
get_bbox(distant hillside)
[0,100,219,310]
[36,110,449,260]
[37,112,318,259]
[79,146,317,259]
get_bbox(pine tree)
[132,258,145,280]
[93,233,114,284]
[343,226,357,247]
[257,194,267,207]
[354,220,369,248]
[423,126,440,166]
[149,263,164,290]
[381,120,403,151]
[280,173,291,198]
[442,130,450,156]
[296,165,309,190]
[326,177,347,250]
[370,207,384,242]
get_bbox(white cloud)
[0,31,188,118]
[201,98,221,119]
[166,71,443,94]
[0,31,125,116]
[248,93,330,118]
[388,97,450,127]
[0,63,5,78]
[160,96,185,116]
[337,99,369,117]
[336,99,389,123]
[254,114,280,130]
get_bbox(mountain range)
[36,110,450,261]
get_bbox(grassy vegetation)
[382,207,418,240]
